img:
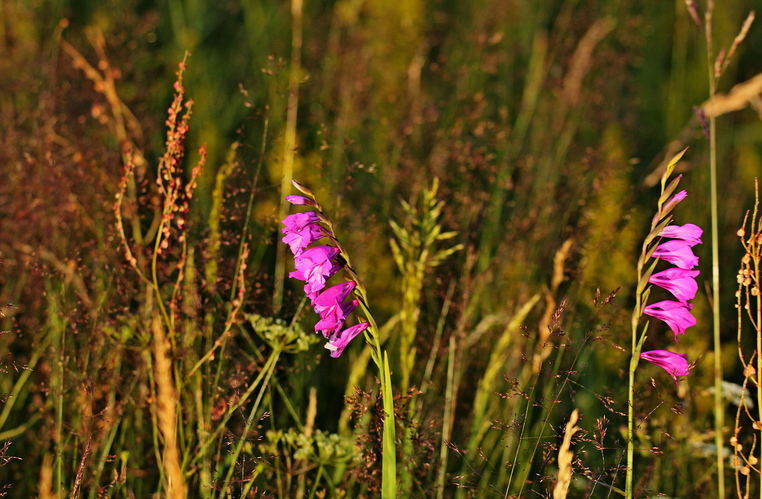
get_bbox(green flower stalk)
[626,149,700,498]
[282,180,397,497]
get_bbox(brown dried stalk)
[733,178,762,498]
[152,315,186,499]
[554,409,580,499]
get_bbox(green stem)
[626,255,646,499]
[355,299,398,499]
[360,302,397,499]
[626,350,638,499]
[705,8,725,496]
[381,353,397,499]
[297,188,398,497]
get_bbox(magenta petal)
[315,299,359,338]
[640,350,691,384]
[313,282,356,314]
[659,223,703,246]
[643,300,696,341]
[314,315,345,339]
[652,240,699,269]
[292,247,340,275]
[290,246,341,298]
[649,268,699,303]
[282,212,320,232]
[304,265,342,299]
[282,213,323,255]
[325,322,369,358]
[282,226,323,255]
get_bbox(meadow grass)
[1,0,762,497]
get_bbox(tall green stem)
[705,5,725,495]
[289,180,398,497]
[626,253,646,499]
[625,150,686,498]
[355,296,397,499]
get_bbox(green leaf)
[381,352,397,499]
[639,287,652,316]
[644,216,673,247]
[637,258,659,294]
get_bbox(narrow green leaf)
[637,259,659,294]
[381,353,397,499]
[644,216,673,247]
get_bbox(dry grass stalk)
[70,435,91,499]
[553,409,580,499]
[37,454,54,499]
[534,239,573,372]
[703,72,762,118]
[562,19,615,107]
[152,314,186,499]
[733,179,762,498]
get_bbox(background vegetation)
[1,0,762,496]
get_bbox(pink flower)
[283,181,369,358]
[659,223,703,246]
[313,282,356,314]
[315,299,359,339]
[652,240,699,269]
[282,212,323,255]
[325,322,369,358]
[289,246,342,299]
[643,300,696,341]
[649,268,699,303]
[640,350,690,384]
[313,282,360,339]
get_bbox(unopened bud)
[291,180,317,199]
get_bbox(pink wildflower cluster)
[282,185,369,357]
[640,189,702,384]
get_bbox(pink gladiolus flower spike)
[643,300,697,341]
[283,180,368,358]
[640,350,691,385]
[649,268,699,303]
